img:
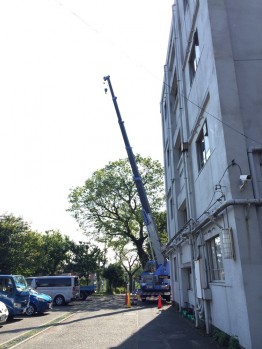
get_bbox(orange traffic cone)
[157,295,162,309]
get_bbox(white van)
[26,276,80,306]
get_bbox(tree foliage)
[36,230,72,275]
[68,155,166,267]
[114,246,141,291]
[0,214,32,274]
[102,263,125,293]
[0,214,104,277]
[65,242,106,283]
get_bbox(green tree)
[68,155,166,268]
[0,214,32,274]
[17,231,44,275]
[65,242,105,283]
[103,263,125,293]
[0,214,105,277]
[114,246,141,292]
[37,230,72,275]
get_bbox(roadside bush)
[213,328,240,348]
[228,336,240,349]
[213,329,230,346]
[114,287,125,294]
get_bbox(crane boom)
[103,75,165,266]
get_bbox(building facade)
[160,1,262,348]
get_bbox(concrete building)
[160,1,262,348]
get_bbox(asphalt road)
[0,295,225,349]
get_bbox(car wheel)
[26,303,37,316]
[54,295,65,306]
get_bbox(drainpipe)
[247,147,262,199]
[182,199,262,334]
[189,235,199,328]
[175,245,184,312]
[203,299,211,334]
[183,199,262,237]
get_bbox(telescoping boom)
[103,75,170,302]
[103,75,165,266]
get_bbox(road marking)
[0,311,76,349]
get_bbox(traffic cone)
[157,295,162,309]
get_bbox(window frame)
[189,30,200,84]
[183,0,189,13]
[207,235,225,282]
[197,120,211,170]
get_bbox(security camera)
[240,175,251,181]
[240,174,252,191]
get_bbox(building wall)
[161,1,262,349]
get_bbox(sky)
[0,0,173,243]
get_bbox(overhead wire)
[53,0,262,149]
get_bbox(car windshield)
[144,261,157,272]
[29,288,38,295]
[13,275,29,292]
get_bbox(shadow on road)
[107,301,224,349]
[0,295,225,349]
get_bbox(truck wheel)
[80,291,87,301]
[26,303,37,316]
[54,295,65,306]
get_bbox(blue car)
[25,289,52,316]
[0,275,30,318]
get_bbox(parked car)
[26,275,80,306]
[0,301,9,325]
[25,289,52,316]
[0,275,29,318]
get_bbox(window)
[178,201,187,229]
[171,70,178,102]
[166,146,170,167]
[73,276,79,286]
[169,198,173,219]
[207,235,225,281]
[187,268,193,290]
[183,0,189,13]
[0,277,13,294]
[189,31,200,83]
[169,46,175,72]
[36,277,72,288]
[197,120,210,170]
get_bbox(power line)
[54,0,262,148]
[162,81,262,147]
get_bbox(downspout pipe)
[247,147,262,199]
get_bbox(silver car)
[0,301,9,325]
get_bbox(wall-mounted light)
[240,174,252,191]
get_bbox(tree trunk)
[134,239,149,268]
